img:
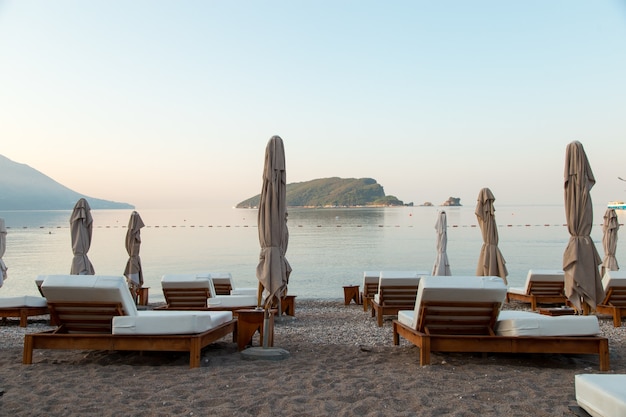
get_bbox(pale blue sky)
[1,1,625,209]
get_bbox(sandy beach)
[1,299,623,416]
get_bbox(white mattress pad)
[576,374,626,417]
[0,295,47,308]
[113,310,232,335]
[208,294,257,308]
[496,311,599,336]
[161,274,212,289]
[230,287,257,296]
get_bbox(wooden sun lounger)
[361,272,380,312]
[506,270,567,310]
[596,286,626,327]
[371,285,419,327]
[159,277,256,312]
[0,293,51,327]
[0,306,49,327]
[506,281,566,310]
[23,301,237,368]
[393,300,609,371]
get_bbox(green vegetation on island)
[236,177,408,208]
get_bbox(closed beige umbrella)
[0,218,7,287]
[563,140,604,312]
[70,198,95,275]
[601,208,619,278]
[475,188,508,284]
[124,211,145,295]
[432,211,451,276]
[256,135,292,310]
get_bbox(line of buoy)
[4,223,621,229]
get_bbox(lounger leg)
[377,310,383,327]
[599,338,610,371]
[20,310,28,327]
[613,309,622,327]
[23,335,33,364]
[392,322,400,345]
[189,338,201,368]
[419,337,430,366]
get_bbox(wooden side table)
[235,308,276,351]
[137,287,150,306]
[281,295,296,316]
[343,285,361,305]
[538,307,576,316]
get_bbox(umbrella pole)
[262,307,271,348]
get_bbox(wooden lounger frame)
[370,285,418,327]
[23,301,237,368]
[0,306,49,327]
[596,286,626,327]
[392,300,610,371]
[506,281,567,310]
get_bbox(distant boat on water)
[607,201,626,210]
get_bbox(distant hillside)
[236,177,407,208]
[0,154,134,210]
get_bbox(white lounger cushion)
[507,269,564,295]
[602,270,626,290]
[398,276,507,329]
[230,288,257,296]
[113,310,232,335]
[576,374,626,417]
[208,294,257,307]
[41,275,138,316]
[0,295,47,308]
[161,274,213,289]
[496,311,600,336]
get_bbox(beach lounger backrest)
[411,276,507,331]
[363,271,380,293]
[377,271,429,288]
[161,274,215,307]
[601,270,626,306]
[40,275,137,333]
[521,270,564,295]
[209,272,234,295]
[40,275,137,315]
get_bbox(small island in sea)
[420,197,462,207]
[236,177,411,208]
[441,197,462,206]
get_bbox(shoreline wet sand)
[1,299,624,416]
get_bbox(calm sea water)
[0,205,623,302]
